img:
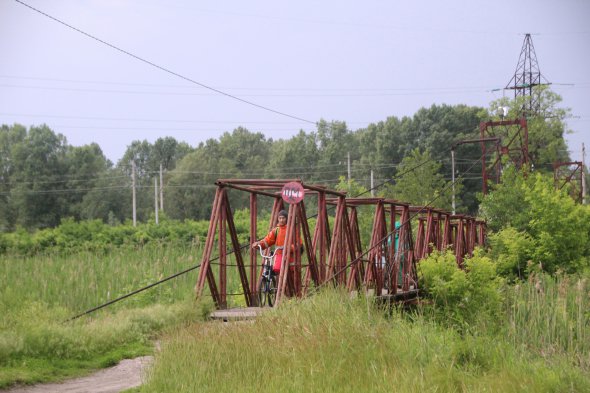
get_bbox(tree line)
[0,88,573,232]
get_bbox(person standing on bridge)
[251,209,301,273]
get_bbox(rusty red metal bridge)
[195,179,486,309]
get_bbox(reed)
[505,273,590,370]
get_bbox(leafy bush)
[488,227,534,280]
[418,249,504,330]
[0,213,254,256]
[480,168,590,275]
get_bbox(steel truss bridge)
[195,179,486,309]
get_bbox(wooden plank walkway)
[210,306,268,321]
[209,289,421,321]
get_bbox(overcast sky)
[1,0,588,165]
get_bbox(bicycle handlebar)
[257,244,276,259]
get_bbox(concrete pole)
[451,148,456,215]
[371,169,375,197]
[132,160,137,227]
[347,152,351,185]
[154,177,159,224]
[159,163,164,211]
[583,143,587,205]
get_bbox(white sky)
[1,0,588,165]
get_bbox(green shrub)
[481,169,590,275]
[418,249,504,330]
[488,227,534,280]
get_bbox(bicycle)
[257,245,278,307]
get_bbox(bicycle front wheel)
[267,275,277,307]
[258,279,268,307]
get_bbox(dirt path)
[6,356,153,393]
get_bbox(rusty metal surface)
[194,179,485,310]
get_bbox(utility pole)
[347,152,351,185]
[131,160,137,227]
[583,143,587,205]
[159,164,164,212]
[154,178,159,224]
[451,148,456,215]
[370,169,375,197]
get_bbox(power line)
[5,175,128,186]
[0,111,313,125]
[14,0,315,125]
[0,74,504,92]
[0,82,494,97]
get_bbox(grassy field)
[141,290,590,393]
[1,242,588,391]
[0,244,217,388]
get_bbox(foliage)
[418,249,504,330]
[477,166,530,232]
[380,148,457,211]
[487,227,534,280]
[480,168,590,275]
[0,92,572,227]
[485,86,571,168]
[0,216,214,256]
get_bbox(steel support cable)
[307,149,487,296]
[14,0,315,125]
[66,263,202,322]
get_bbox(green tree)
[480,169,590,274]
[166,128,271,220]
[268,130,320,180]
[355,105,482,212]
[0,124,27,231]
[316,120,356,182]
[63,143,112,220]
[381,148,457,210]
[10,125,69,229]
[152,137,193,171]
[485,86,570,170]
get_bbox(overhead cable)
[14,0,315,125]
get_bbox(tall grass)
[505,273,590,370]
[142,290,590,393]
[0,242,216,388]
[0,243,202,318]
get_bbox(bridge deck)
[210,307,266,321]
[209,289,421,321]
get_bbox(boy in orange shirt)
[252,210,300,273]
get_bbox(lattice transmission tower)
[505,33,551,116]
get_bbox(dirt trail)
[5,356,153,393]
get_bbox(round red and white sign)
[281,182,305,204]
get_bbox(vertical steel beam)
[326,197,345,284]
[299,202,319,295]
[455,218,466,268]
[249,194,258,302]
[195,186,222,306]
[442,214,451,250]
[222,189,253,307]
[218,192,227,309]
[275,204,298,306]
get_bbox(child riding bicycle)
[251,209,301,273]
